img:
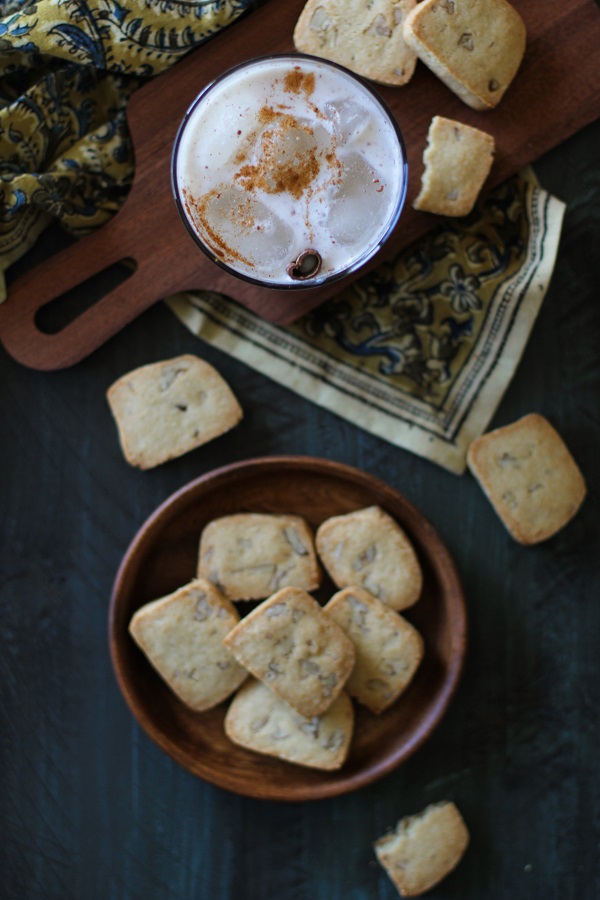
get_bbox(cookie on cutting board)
[413,116,495,216]
[294,0,418,87]
[403,0,526,110]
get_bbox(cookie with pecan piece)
[324,586,424,713]
[294,0,417,87]
[198,513,322,601]
[403,0,526,110]
[467,413,586,544]
[316,506,422,610]
[106,354,242,469]
[413,116,495,216]
[128,578,247,712]
[225,679,354,770]
[224,587,355,718]
[374,801,470,896]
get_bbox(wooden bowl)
[109,456,467,801]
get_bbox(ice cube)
[230,112,338,203]
[248,119,331,197]
[325,153,388,246]
[325,99,371,145]
[261,122,315,167]
[197,184,294,271]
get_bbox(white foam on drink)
[174,56,405,285]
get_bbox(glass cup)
[172,53,408,290]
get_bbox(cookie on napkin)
[225,679,354,770]
[414,116,495,217]
[294,0,418,87]
[403,0,526,110]
[128,578,247,712]
[467,413,587,544]
[198,513,322,601]
[324,586,424,713]
[223,587,356,718]
[106,354,242,469]
[316,506,422,610]
[374,801,470,896]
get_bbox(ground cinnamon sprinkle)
[284,69,315,97]
[234,108,321,201]
[258,106,281,126]
[183,187,255,267]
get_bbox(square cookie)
[413,116,495,217]
[316,506,422,610]
[324,586,424,713]
[403,0,526,110]
[106,354,242,469]
[467,414,587,544]
[225,679,354,770]
[374,801,470,896]
[198,513,321,601]
[294,0,417,87]
[223,587,355,718]
[128,578,247,712]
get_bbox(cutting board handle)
[0,216,159,370]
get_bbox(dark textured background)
[1,117,598,900]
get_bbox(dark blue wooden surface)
[1,119,599,900]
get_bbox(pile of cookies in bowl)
[129,505,425,772]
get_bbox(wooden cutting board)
[1,0,599,370]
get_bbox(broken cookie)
[413,116,495,217]
[374,801,470,896]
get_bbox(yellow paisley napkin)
[0,1,565,473]
[0,0,257,299]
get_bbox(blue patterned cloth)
[169,171,565,473]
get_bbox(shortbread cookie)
[316,506,422,611]
[324,586,424,713]
[403,0,526,110]
[467,413,587,545]
[294,0,417,87]
[198,513,322,601]
[106,354,242,469]
[223,588,355,718]
[128,578,247,712]
[374,801,470,896]
[225,679,354,770]
[414,116,494,217]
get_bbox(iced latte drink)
[172,54,407,288]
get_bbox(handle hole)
[34,258,136,335]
